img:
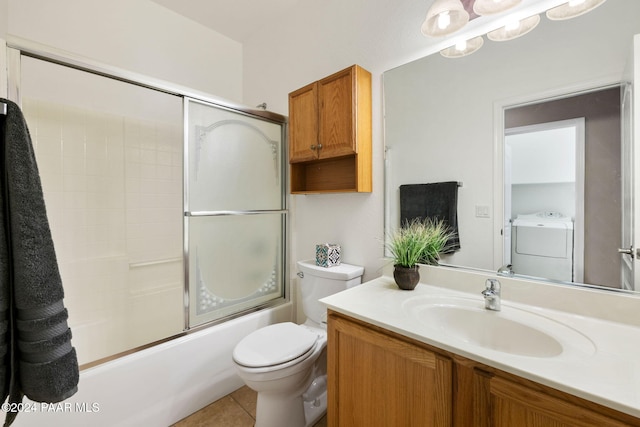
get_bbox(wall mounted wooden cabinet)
[289,65,372,194]
[327,311,640,427]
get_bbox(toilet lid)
[233,322,318,368]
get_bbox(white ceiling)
[149,0,569,63]
[150,0,302,43]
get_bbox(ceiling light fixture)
[487,14,541,41]
[546,0,607,20]
[440,36,484,58]
[473,0,522,16]
[434,0,607,59]
[422,0,469,37]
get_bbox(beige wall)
[5,0,243,102]
[0,0,6,38]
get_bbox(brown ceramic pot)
[393,265,420,290]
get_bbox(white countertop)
[321,268,640,418]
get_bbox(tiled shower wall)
[23,98,184,365]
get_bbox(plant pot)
[393,265,420,290]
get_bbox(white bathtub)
[12,303,292,427]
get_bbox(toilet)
[232,259,364,427]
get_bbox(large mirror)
[384,0,640,291]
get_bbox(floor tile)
[173,385,328,427]
[231,386,257,419]
[313,414,327,427]
[172,395,255,427]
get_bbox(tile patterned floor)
[172,386,327,427]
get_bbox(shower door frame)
[3,36,290,355]
[183,97,290,328]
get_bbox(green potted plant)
[386,218,455,290]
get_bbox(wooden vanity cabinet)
[327,311,640,427]
[327,312,452,427]
[288,65,372,193]
[473,371,640,427]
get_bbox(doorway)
[504,119,585,283]
[504,86,622,288]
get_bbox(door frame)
[626,34,640,291]
[504,118,585,283]
[492,77,624,278]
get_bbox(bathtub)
[12,303,292,427]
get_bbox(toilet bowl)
[234,322,327,427]
[232,260,364,427]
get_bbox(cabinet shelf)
[291,154,370,193]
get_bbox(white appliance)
[232,260,364,427]
[511,212,574,282]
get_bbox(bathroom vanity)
[321,266,640,426]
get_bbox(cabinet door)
[474,372,638,427]
[328,313,452,427]
[318,67,358,159]
[289,82,319,162]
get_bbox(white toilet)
[232,259,364,427]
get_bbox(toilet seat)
[233,322,319,368]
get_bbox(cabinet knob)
[317,144,323,150]
[310,144,316,150]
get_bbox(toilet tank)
[297,260,364,325]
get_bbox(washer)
[511,211,574,282]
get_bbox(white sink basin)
[402,295,596,358]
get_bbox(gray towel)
[0,99,79,426]
[399,181,461,253]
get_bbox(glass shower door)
[185,99,287,327]
[19,55,185,365]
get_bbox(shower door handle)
[618,246,635,258]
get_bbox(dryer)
[511,211,574,282]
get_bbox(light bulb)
[504,19,520,31]
[441,36,483,58]
[438,11,451,30]
[546,0,605,20]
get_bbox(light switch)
[475,205,491,218]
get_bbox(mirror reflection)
[504,88,623,289]
[384,0,640,291]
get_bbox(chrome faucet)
[481,278,501,311]
[497,264,514,277]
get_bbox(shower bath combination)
[2,27,292,427]
[12,49,289,369]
